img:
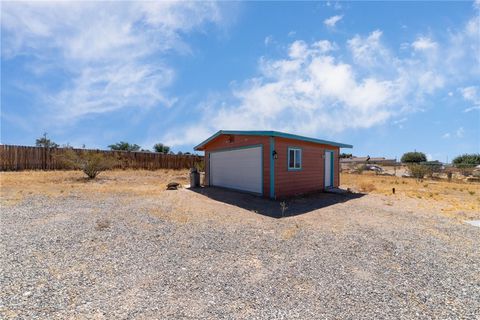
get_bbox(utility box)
[190,167,200,187]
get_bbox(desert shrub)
[353,164,366,174]
[108,141,141,151]
[195,160,205,172]
[401,151,427,163]
[422,161,443,178]
[452,153,479,176]
[407,163,431,179]
[359,182,376,192]
[56,149,117,179]
[452,153,480,166]
[153,143,170,154]
[35,132,59,148]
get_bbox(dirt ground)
[341,172,480,220]
[1,170,478,219]
[1,170,479,319]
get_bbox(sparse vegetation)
[452,154,480,176]
[353,164,365,174]
[108,141,141,151]
[401,151,427,163]
[95,218,111,231]
[280,201,288,217]
[359,182,376,192]
[153,143,171,154]
[56,149,117,179]
[341,173,479,217]
[452,153,480,166]
[407,163,431,179]
[35,132,59,148]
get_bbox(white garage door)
[210,146,262,194]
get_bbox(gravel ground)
[1,188,479,319]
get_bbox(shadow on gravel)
[189,186,365,218]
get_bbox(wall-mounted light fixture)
[272,150,278,159]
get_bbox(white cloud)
[460,86,480,104]
[442,127,467,139]
[347,30,389,66]
[459,86,480,112]
[167,39,410,146]
[326,2,343,10]
[412,37,438,51]
[313,40,338,53]
[1,1,225,120]
[264,35,274,46]
[168,15,479,147]
[464,106,480,112]
[324,15,343,28]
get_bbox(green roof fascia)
[194,130,353,150]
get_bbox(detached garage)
[194,130,352,199]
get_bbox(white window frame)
[288,147,302,170]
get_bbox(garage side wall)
[274,137,339,198]
[203,135,271,195]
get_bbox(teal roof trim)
[194,130,353,150]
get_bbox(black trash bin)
[190,167,200,187]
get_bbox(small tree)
[108,141,141,151]
[57,149,117,179]
[452,153,480,176]
[407,163,430,180]
[452,153,480,166]
[340,153,352,159]
[401,151,427,163]
[36,132,59,148]
[153,143,170,154]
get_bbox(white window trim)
[288,147,302,170]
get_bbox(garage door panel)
[210,147,262,194]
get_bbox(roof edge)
[194,130,353,150]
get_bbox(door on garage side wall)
[209,146,262,194]
[324,150,333,188]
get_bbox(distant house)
[194,130,352,199]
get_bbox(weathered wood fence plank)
[0,145,203,171]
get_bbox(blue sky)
[1,1,479,161]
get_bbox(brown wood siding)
[274,137,339,198]
[203,135,271,195]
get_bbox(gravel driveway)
[1,188,479,319]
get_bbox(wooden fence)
[0,145,203,171]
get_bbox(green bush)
[452,153,480,166]
[401,151,427,163]
[57,150,117,179]
[422,161,443,177]
[108,141,141,151]
[36,132,59,148]
[153,143,170,154]
[407,164,431,179]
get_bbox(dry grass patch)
[341,173,480,219]
[0,170,189,205]
[359,182,376,193]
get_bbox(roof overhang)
[194,130,353,151]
